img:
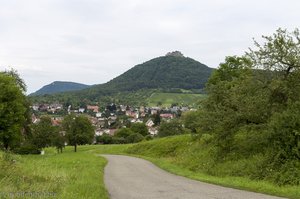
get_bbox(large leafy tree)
[63,115,94,152]
[31,116,56,149]
[199,28,300,153]
[0,71,27,151]
[188,29,300,185]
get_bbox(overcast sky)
[0,0,299,94]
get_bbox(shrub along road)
[102,155,285,199]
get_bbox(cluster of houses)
[31,103,63,113]
[31,103,192,137]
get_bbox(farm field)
[147,92,206,107]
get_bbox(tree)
[158,119,184,137]
[0,71,27,151]
[3,69,27,92]
[115,128,133,139]
[31,116,55,149]
[96,133,113,144]
[182,111,203,134]
[114,127,145,143]
[269,101,300,161]
[130,123,149,136]
[153,114,161,126]
[52,130,65,153]
[126,133,144,143]
[247,28,300,105]
[63,115,94,152]
[196,28,300,185]
[4,69,32,138]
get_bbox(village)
[30,102,193,139]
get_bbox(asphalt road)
[102,155,285,199]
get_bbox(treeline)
[97,123,151,144]
[0,71,95,153]
[29,89,155,109]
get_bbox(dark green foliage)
[14,142,41,154]
[145,135,153,141]
[52,131,66,153]
[126,133,144,143]
[31,116,56,149]
[0,71,27,151]
[182,111,203,134]
[113,127,145,144]
[96,133,113,144]
[63,115,94,152]
[130,123,149,136]
[115,128,133,138]
[112,137,126,144]
[158,119,184,137]
[3,69,27,92]
[153,114,161,126]
[30,81,91,96]
[24,116,65,153]
[268,101,300,161]
[183,28,300,185]
[104,55,212,92]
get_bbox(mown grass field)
[1,136,299,199]
[147,92,206,107]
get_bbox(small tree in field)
[52,130,65,153]
[31,116,55,150]
[63,115,94,152]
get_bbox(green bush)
[126,133,144,143]
[158,119,184,137]
[112,137,126,144]
[145,135,153,141]
[96,134,113,144]
[271,160,300,186]
[14,143,41,155]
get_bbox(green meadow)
[0,147,109,199]
[1,137,299,199]
[147,92,206,107]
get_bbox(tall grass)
[0,148,109,199]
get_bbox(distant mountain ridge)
[30,81,91,96]
[30,52,214,103]
[74,52,214,100]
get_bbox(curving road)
[102,155,285,199]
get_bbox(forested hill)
[30,52,213,103]
[108,54,212,90]
[70,53,213,99]
[30,81,91,96]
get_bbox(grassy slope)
[95,135,300,199]
[0,147,109,199]
[147,92,206,107]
